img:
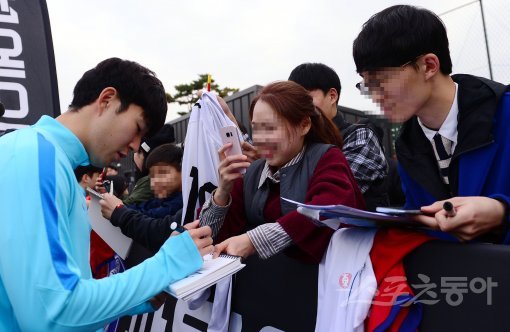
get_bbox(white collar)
[418,82,459,153]
[257,146,306,189]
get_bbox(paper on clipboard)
[87,188,133,259]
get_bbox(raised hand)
[214,144,250,206]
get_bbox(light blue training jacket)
[0,116,202,331]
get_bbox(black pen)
[443,201,457,217]
[170,221,187,233]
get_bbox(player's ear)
[97,87,118,114]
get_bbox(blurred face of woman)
[251,100,309,168]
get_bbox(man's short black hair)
[288,63,341,104]
[74,165,102,182]
[69,57,167,137]
[145,143,183,172]
[353,5,452,74]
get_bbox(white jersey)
[180,91,240,224]
[316,227,377,332]
[178,92,242,331]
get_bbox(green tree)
[168,74,239,116]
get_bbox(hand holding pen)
[172,220,214,257]
[170,221,187,234]
[443,201,457,218]
[417,197,507,242]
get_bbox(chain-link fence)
[441,0,510,83]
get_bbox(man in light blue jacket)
[0,58,213,331]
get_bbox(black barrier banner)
[0,0,59,131]
[118,247,317,331]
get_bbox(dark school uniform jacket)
[396,74,510,243]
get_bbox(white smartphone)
[220,125,246,174]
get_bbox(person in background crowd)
[353,5,510,242]
[125,143,183,218]
[122,123,176,205]
[74,164,123,281]
[0,57,213,330]
[200,81,365,263]
[74,165,102,208]
[91,172,130,281]
[289,62,397,210]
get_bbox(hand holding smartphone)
[220,125,246,174]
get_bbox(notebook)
[282,197,431,230]
[166,253,245,301]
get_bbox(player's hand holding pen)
[415,196,507,241]
[169,219,195,236]
[180,220,214,257]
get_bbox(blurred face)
[308,89,337,120]
[251,100,309,168]
[88,97,147,167]
[359,59,428,123]
[149,163,182,199]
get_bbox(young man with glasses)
[353,5,510,243]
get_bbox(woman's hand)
[214,144,251,206]
[213,234,256,259]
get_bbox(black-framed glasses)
[356,55,424,94]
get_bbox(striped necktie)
[431,133,453,184]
